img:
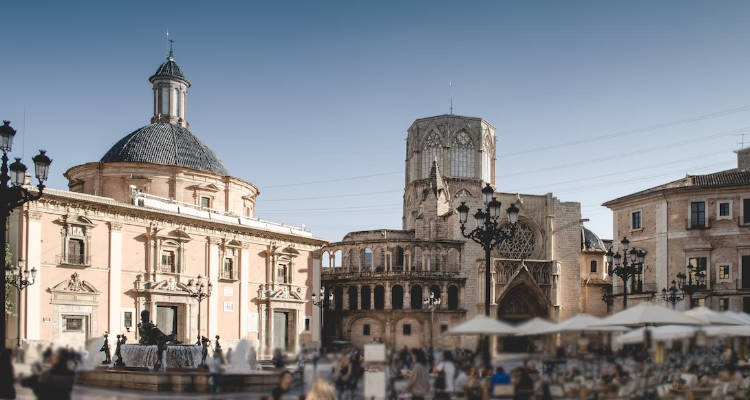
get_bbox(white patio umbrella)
[595,302,704,327]
[514,317,556,336]
[536,313,628,335]
[445,315,519,336]
[722,311,750,325]
[684,307,745,325]
[615,325,699,345]
[704,324,750,337]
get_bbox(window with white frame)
[687,257,708,288]
[690,201,706,228]
[717,201,732,220]
[200,196,211,209]
[161,249,176,273]
[222,248,237,280]
[718,264,731,282]
[451,131,475,178]
[60,217,93,266]
[421,131,442,178]
[276,263,289,283]
[631,210,642,230]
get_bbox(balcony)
[56,254,90,267]
[321,268,463,282]
[686,217,711,230]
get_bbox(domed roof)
[582,227,607,252]
[149,55,189,85]
[100,123,228,175]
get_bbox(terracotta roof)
[603,168,750,206]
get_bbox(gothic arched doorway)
[495,269,551,352]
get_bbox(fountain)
[76,311,279,392]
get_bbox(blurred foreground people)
[306,377,336,400]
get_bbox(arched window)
[394,247,404,270]
[410,285,423,309]
[374,285,385,310]
[590,260,597,273]
[451,131,474,178]
[348,286,358,310]
[363,248,373,269]
[334,287,343,311]
[334,250,343,268]
[391,285,404,310]
[361,286,371,310]
[447,286,459,310]
[430,285,441,302]
[321,251,330,268]
[422,131,442,178]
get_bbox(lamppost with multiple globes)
[311,287,333,349]
[423,291,441,357]
[6,261,36,357]
[605,237,645,310]
[0,120,52,398]
[661,279,684,309]
[601,284,614,313]
[677,263,706,309]
[186,275,212,345]
[456,183,519,368]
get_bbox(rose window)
[495,222,535,259]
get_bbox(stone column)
[343,286,350,311]
[207,238,220,339]
[369,285,374,310]
[26,211,42,340]
[312,250,322,343]
[239,244,250,339]
[385,282,392,309]
[404,283,411,310]
[108,222,123,335]
[357,286,362,310]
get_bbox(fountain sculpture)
[76,311,276,393]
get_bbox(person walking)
[402,349,430,400]
[434,350,456,399]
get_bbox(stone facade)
[5,51,326,357]
[321,115,597,350]
[603,148,750,312]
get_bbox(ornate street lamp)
[601,284,614,313]
[456,183,519,367]
[423,291,441,358]
[6,261,36,357]
[677,263,706,309]
[187,275,212,345]
[0,120,51,398]
[311,287,333,350]
[605,237,645,310]
[661,279,683,309]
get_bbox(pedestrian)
[272,348,286,369]
[208,351,223,393]
[401,349,430,400]
[305,377,336,400]
[270,370,293,400]
[434,350,456,399]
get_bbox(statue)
[214,335,225,364]
[200,336,210,367]
[100,332,111,364]
[137,310,179,370]
[113,334,125,367]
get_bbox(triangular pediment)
[186,183,221,192]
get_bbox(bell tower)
[149,41,191,128]
[402,114,497,231]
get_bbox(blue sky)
[2,1,750,241]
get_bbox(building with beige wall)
[603,148,750,313]
[5,49,326,357]
[320,114,606,351]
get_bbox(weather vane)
[166,30,174,58]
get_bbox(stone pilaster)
[239,243,250,339]
[108,221,123,334]
[26,210,42,340]
[207,237,220,339]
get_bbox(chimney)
[737,147,750,170]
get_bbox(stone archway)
[495,266,551,352]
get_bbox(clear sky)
[2,1,750,241]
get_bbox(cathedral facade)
[6,49,326,357]
[320,115,604,350]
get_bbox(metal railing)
[321,268,462,281]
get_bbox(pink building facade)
[6,49,326,357]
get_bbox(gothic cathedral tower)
[402,115,497,241]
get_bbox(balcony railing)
[322,268,462,281]
[56,254,90,266]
